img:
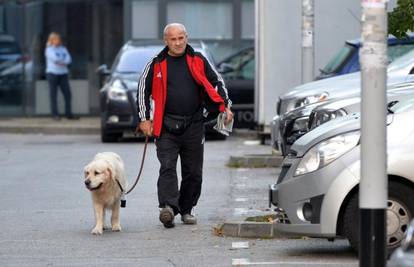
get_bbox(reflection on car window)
[112,45,212,74]
[388,48,414,71]
[321,44,355,74]
[114,49,158,73]
[240,58,254,80]
[0,41,21,54]
[388,44,414,62]
[221,48,254,80]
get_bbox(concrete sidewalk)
[0,116,100,135]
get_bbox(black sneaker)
[159,205,175,228]
[181,214,197,225]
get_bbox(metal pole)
[359,0,388,266]
[301,0,314,83]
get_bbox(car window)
[221,48,254,80]
[388,44,414,62]
[113,48,159,73]
[321,44,356,74]
[112,45,213,74]
[388,48,414,71]
[0,41,21,55]
[240,58,255,80]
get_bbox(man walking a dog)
[136,23,233,228]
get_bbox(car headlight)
[108,79,128,102]
[308,108,348,131]
[294,92,329,110]
[294,131,360,176]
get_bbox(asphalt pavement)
[0,118,358,266]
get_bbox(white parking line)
[235,197,248,202]
[231,242,249,249]
[243,140,261,145]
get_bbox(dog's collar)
[115,179,124,193]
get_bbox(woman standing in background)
[45,32,77,120]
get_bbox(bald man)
[136,23,233,228]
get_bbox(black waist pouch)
[163,110,203,135]
[163,114,190,135]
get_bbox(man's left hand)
[224,107,233,125]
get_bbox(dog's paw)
[91,227,103,235]
[112,224,122,232]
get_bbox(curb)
[0,117,100,135]
[218,221,284,239]
[0,125,100,135]
[228,154,284,168]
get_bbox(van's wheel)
[342,181,414,253]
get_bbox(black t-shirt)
[165,54,202,116]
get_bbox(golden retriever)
[83,152,127,235]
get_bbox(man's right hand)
[136,120,153,137]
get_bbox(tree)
[388,0,414,38]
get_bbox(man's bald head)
[163,23,187,37]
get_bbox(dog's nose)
[85,180,91,186]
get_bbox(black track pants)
[155,120,204,215]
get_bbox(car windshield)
[389,44,414,62]
[0,41,20,55]
[220,47,254,80]
[113,48,161,74]
[113,44,213,74]
[321,44,356,74]
[388,48,414,72]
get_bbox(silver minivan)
[270,98,414,252]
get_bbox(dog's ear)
[106,167,113,180]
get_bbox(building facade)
[0,0,254,116]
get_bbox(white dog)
[83,152,127,235]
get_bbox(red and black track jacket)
[137,44,231,137]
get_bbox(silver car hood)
[312,84,414,113]
[292,104,414,157]
[291,113,361,157]
[281,72,361,100]
[281,60,413,102]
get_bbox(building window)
[167,1,232,40]
[132,0,158,39]
[241,0,254,39]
